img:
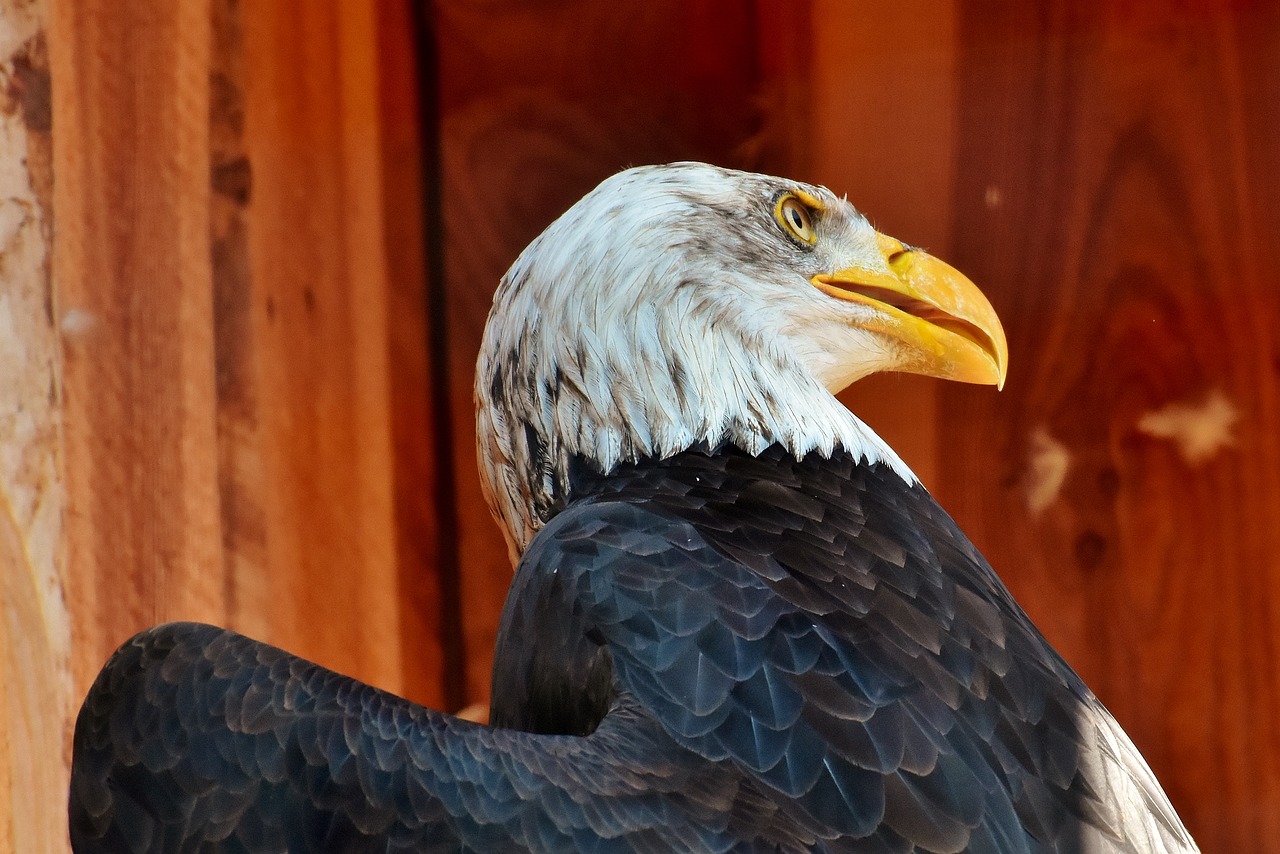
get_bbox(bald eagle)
[69,163,1197,853]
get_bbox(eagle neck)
[476,252,917,565]
[476,321,917,564]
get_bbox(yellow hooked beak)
[810,233,1008,389]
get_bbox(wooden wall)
[941,4,1280,847]
[1,1,1276,850]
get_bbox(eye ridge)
[774,193,817,247]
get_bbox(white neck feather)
[476,267,914,564]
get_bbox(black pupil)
[788,206,804,230]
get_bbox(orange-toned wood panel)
[52,0,225,691]
[433,0,809,706]
[210,0,270,645]
[238,0,416,697]
[376,0,448,710]
[940,2,1280,848]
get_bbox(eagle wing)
[70,620,795,852]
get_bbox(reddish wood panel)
[48,4,225,849]
[432,0,809,707]
[213,0,442,704]
[210,0,271,644]
[940,2,1280,848]
[238,1,410,696]
[376,0,448,710]
[52,0,226,692]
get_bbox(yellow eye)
[775,194,817,245]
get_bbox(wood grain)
[941,2,1280,848]
[0,508,65,854]
[1,7,66,851]
[432,0,803,706]
[239,1,405,695]
[51,0,225,696]
[376,0,448,710]
[216,0,443,705]
[211,0,271,645]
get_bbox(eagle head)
[476,162,1007,561]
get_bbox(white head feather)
[476,162,917,561]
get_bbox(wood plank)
[942,2,1280,847]
[240,0,405,695]
[51,0,224,696]
[220,0,443,704]
[0,510,65,854]
[433,0,801,706]
[376,0,447,710]
[1,6,67,850]
[210,0,272,643]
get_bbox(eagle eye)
[775,194,817,246]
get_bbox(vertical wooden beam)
[219,1,439,701]
[1,5,66,851]
[51,0,224,694]
[376,0,447,709]
[240,1,404,694]
[210,0,272,643]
